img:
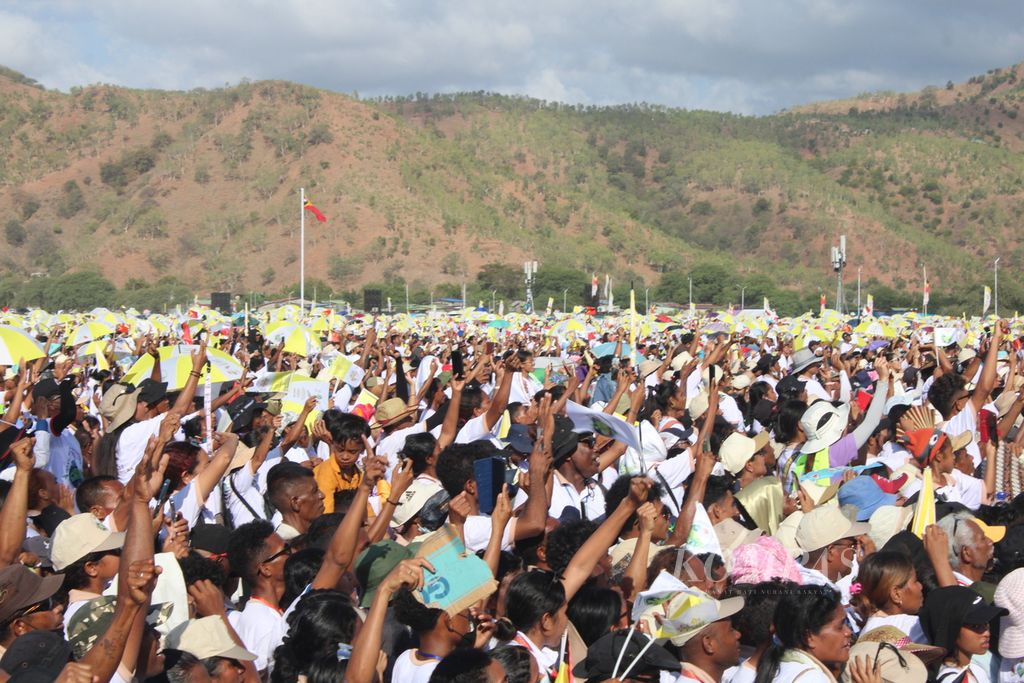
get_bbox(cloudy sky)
[3,1,1024,115]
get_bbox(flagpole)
[300,187,306,309]
[922,266,928,316]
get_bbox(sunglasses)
[963,622,990,634]
[14,595,63,620]
[259,542,293,565]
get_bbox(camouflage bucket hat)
[67,596,173,660]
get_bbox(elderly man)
[937,511,1003,603]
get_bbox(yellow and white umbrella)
[265,325,321,356]
[0,325,46,365]
[68,322,115,346]
[122,345,243,390]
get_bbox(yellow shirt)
[313,458,390,515]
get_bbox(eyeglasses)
[830,539,860,552]
[259,542,293,564]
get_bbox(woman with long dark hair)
[271,589,359,683]
[754,585,852,683]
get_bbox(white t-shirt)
[391,649,441,683]
[998,657,1024,682]
[455,414,497,444]
[861,613,927,644]
[771,660,832,683]
[116,414,169,484]
[935,469,986,510]
[723,661,756,683]
[376,422,427,471]
[943,406,981,468]
[228,598,287,673]
[805,377,832,402]
[549,471,606,522]
[463,515,515,553]
[34,418,84,488]
[937,661,990,683]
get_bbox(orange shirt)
[313,457,390,515]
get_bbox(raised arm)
[192,432,239,506]
[483,356,516,431]
[365,459,414,544]
[561,477,647,600]
[347,557,435,683]
[171,340,208,415]
[0,438,34,567]
[312,444,385,590]
[972,321,1006,412]
[514,394,553,541]
[667,448,715,547]
[80,434,167,681]
[436,376,465,452]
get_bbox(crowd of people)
[0,305,1023,683]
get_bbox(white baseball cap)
[390,480,445,529]
[51,514,126,571]
[164,616,257,661]
[719,432,770,475]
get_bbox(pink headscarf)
[730,536,803,585]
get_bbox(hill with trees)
[2,63,1024,314]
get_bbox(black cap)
[755,354,778,373]
[189,523,232,556]
[996,524,1024,573]
[573,629,680,680]
[226,395,259,431]
[136,378,168,406]
[30,379,60,400]
[0,630,72,678]
[919,586,1008,655]
[551,416,579,464]
[506,424,534,455]
[29,504,70,538]
[776,374,806,398]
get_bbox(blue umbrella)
[592,341,630,357]
[591,342,644,364]
[488,320,511,329]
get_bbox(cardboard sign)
[414,525,497,616]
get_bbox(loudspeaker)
[582,285,599,308]
[363,289,383,311]
[211,292,231,315]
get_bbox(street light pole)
[995,258,1001,317]
[562,288,568,313]
[491,290,497,312]
[688,276,693,307]
[740,286,746,311]
[644,288,650,313]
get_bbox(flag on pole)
[983,286,992,316]
[865,294,874,317]
[923,279,930,307]
[591,273,599,298]
[303,197,327,222]
[819,293,826,314]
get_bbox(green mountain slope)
[1,64,1023,314]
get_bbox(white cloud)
[3,1,1024,113]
